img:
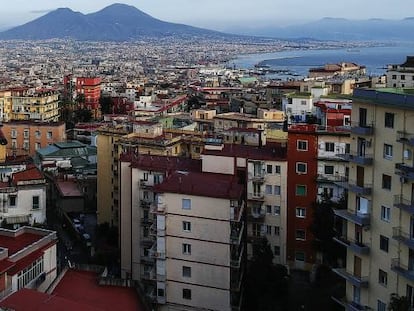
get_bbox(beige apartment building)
[333,88,414,310]
[1,121,66,157]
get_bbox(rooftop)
[202,143,287,161]
[154,171,244,200]
[353,88,414,110]
[0,232,40,256]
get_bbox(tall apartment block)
[76,77,102,119]
[333,88,414,310]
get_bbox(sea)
[231,43,414,80]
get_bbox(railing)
[230,223,244,245]
[396,163,414,180]
[230,202,244,222]
[230,245,244,269]
[397,131,414,146]
[337,152,373,165]
[333,209,370,227]
[350,121,374,135]
[332,268,369,287]
[247,192,265,200]
[391,258,414,282]
[346,180,372,195]
[393,227,414,249]
[317,174,346,183]
[394,195,414,214]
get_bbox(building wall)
[97,134,114,225]
[2,122,66,157]
[287,130,318,270]
[201,154,235,175]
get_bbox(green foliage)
[99,96,113,115]
[74,108,93,123]
[388,293,410,311]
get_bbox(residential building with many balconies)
[332,88,414,310]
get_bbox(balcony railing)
[391,258,414,282]
[395,163,414,181]
[333,234,370,255]
[397,131,414,147]
[394,195,414,215]
[337,152,373,166]
[332,268,368,287]
[350,121,374,136]
[247,192,265,201]
[230,223,244,245]
[141,217,153,225]
[336,179,372,195]
[230,245,244,269]
[333,209,370,227]
[250,172,266,183]
[248,208,265,221]
[230,203,244,222]
[393,227,414,249]
[317,174,345,183]
[139,179,153,189]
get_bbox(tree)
[388,293,410,311]
[309,194,347,265]
[99,96,113,115]
[74,108,92,123]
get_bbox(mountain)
[0,3,226,41]
[226,17,414,41]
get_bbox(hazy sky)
[1,0,413,30]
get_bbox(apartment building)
[0,88,59,122]
[0,226,57,299]
[76,77,102,119]
[1,121,66,157]
[332,88,414,310]
[152,171,245,311]
[386,56,414,88]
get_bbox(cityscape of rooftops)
[0,1,411,310]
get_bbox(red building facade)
[76,77,102,119]
[287,125,318,270]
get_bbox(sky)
[0,0,413,30]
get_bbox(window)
[392,74,397,79]
[301,100,307,105]
[35,142,41,150]
[9,196,16,207]
[384,112,394,128]
[378,269,388,287]
[296,185,306,196]
[383,144,393,159]
[47,131,52,139]
[183,289,191,300]
[266,205,272,214]
[35,130,41,138]
[183,221,191,232]
[295,229,306,240]
[266,165,273,174]
[265,185,272,195]
[23,130,29,138]
[266,225,272,235]
[182,199,191,210]
[325,142,335,152]
[296,207,306,218]
[143,172,148,181]
[296,162,307,174]
[274,226,280,236]
[377,300,387,311]
[182,243,191,255]
[274,246,281,256]
[323,187,334,199]
[324,165,334,175]
[158,288,165,297]
[274,206,281,215]
[275,165,281,174]
[274,185,281,195]
[380,235,389,252]
[11,129,17,138]
[382,174,391,190]
[182,266,191,278]
[32,196,39,209]
[295,251,305,262]
[11,140,17,149]
[381,206,391,222]
[297,140,308,151]
[401,75,406,80]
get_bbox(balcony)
[395,163,414,181]
[336,179,371,195]
[333,234,370,255]
[350,122,374,136]
[140,253,155,264]
[139,179,153,189]
[333,209,370,227]
[150,203,166,214]
[247,192,265,201]
[391,258,414,282]
[393,227,414,249]
[141,268,155,281]
[230,202,244,222]
[230,223,244,245]
[394,195,414,215]
[230,245,244,269]
[247,208,265,222]
[141,217,153,225]
[316,174,345,183]
[250,172,265,183]
[397,131,414,147]
[141,236,154,247]
[332,268,368,287]
[337,152,373,166]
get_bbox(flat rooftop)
[0,232,41,256]
[353,88,414,110]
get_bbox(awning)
[4,215,30,224]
